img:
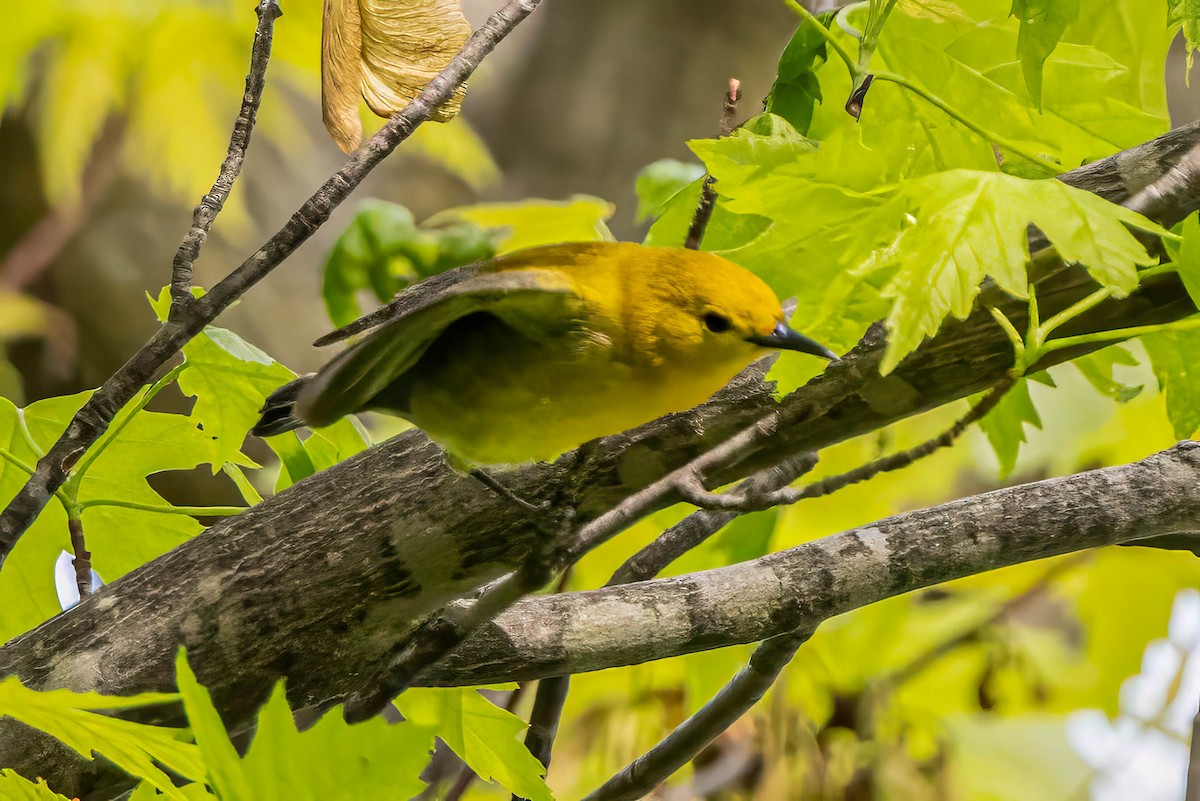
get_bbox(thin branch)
[0,0,545,569]
[168,0,280,317]
[516,675,572,797]
[578,381,1010,799]
[677,376,1015,512]
[718,78,741,136]
[684,78,741,250]
[517,452,817,782]
[424,442,1200,687]
[610,452,817,585]
[67,513,92,601]
[583,628,814,801]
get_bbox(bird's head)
[606,247,838,370]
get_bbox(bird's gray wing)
[295,266,582,427]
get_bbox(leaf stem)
[0,450,74,511]
[1040,316,1200,355]
[989,306,1027,366]
[871,72,1056,175]
[70,364,187,483]
[781,0,859,74]
[78,499,247,517]
[1038,287,1117,341]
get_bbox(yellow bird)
[252,241,836,465]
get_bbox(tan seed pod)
[322,0,471,153]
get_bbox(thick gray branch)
[424,443,1200,686]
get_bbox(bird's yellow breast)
[396,302,761,465]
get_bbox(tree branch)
[583,629,814,801]
[0,0,545,569]
[425,442,1200,686]
[676,376,1014,512]
[168,0,280,317]
[684,77,741,250]
[517,453,818,785]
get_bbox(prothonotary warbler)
[252,241,836,465]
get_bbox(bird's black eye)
[703,313,732,333]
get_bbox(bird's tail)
[251,376,311,437]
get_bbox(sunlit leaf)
[979,378,1042,477]
[242,684,435,799]
[396,688,553,801]
[0,676,202,797]
[1143,327,1200,439]
[1168,0,1200,74]
[429,196,616,254]
[0,770,73,801]
[858,170,1160,373]
[1010,0,1080,108]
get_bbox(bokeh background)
[5,1,1200,799]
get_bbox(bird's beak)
[748,322,839,361]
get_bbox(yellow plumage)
[253,242,834,465]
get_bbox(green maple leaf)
[0,677,202,798]
[395,687,554,801]
[861,170,1162,373]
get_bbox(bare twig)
[517,452,817,782]
[611,452,817,585]
[168,0,280,317]
[0,0,544,568]
[677,376,1015,512]
[516,675,572,797]
[583,628,815,801]
[684,78,741,250]
[575,380,1013,799]
[67,513,91,601]
[718,78,741,136]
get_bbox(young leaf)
[979,378,1042,477]
[861,170,1160,373]
[0,677,203,797]
[149,287,371,478]
[175,650,252,800]
[395,688,554,801]
[1073,346,1143,403]
[322,201,497,327]
[1169,213,1200,307]
[0,769,74,801]
[5,391,214,597]
[241,684,435,800]
[1010,0,1080,108]
[428,196,616,255]
[1168,0,1200,74]
[764,11,836,135]
[1143,327,1200,438]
